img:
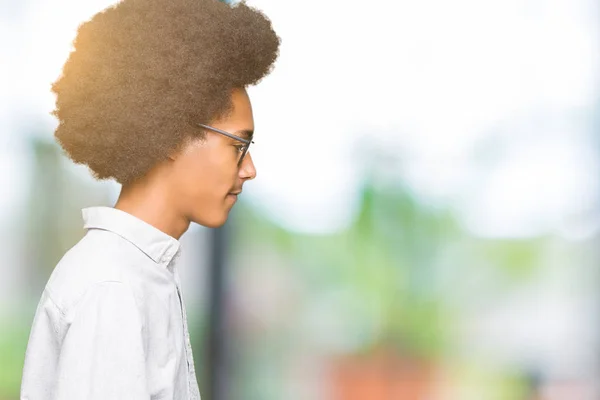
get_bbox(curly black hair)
[52,0,280,184]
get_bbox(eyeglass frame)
[197,123,254,167]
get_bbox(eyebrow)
[235,130,254,140]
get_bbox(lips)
[227,193,239,204]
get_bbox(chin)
[202,219,227,229]
[191,210,230,229]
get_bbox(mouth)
[227,190,241,203]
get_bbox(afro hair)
[52,0,280,184]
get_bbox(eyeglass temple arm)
[197,123,253,144]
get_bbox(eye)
[234,144,246,153]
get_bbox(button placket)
[173,264,201,400]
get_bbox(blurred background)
[1,0,599,399]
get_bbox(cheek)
[175,147,237,199]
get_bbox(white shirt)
[20,206,202,400]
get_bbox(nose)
[239,152,257,181]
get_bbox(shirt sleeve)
[54,281,150,400]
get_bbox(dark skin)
[115,87,257,238]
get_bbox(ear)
[167,137,193,161]
[167,146,181,162]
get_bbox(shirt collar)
[82,206,181,268]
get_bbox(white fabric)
[21,206,202,400]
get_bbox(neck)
[114,179,190,240]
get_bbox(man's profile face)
[169,87,257,227]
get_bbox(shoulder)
[45,230,144,317]
[50,280,145,329]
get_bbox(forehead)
[226,88,254,125]
[207,88,255,141]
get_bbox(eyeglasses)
[197,123,254,167]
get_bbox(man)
[20,0,280,398]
